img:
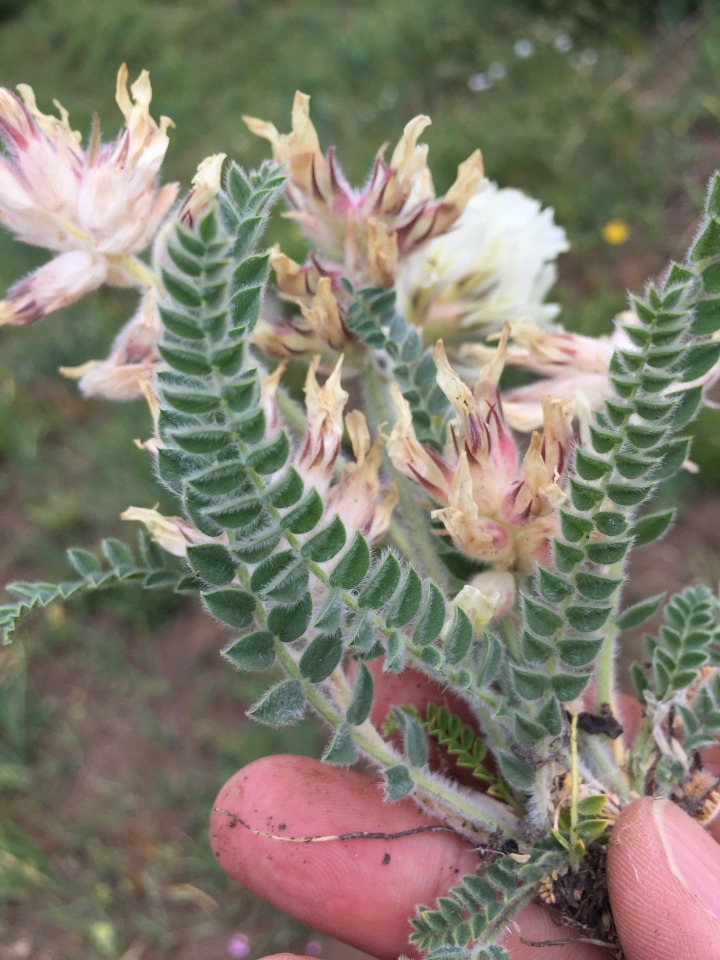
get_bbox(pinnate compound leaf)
[247,679,306,726]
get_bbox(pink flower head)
[244,93,485,363]
[387,326,574,572]
[244,92,484,285]
[0,65,179,324]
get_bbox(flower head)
[395,183,568,346]
[244,92,485,281]
[387,330,574,572]
[0,65,178,324]
[245,92,486,363]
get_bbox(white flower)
[395,182,568,345]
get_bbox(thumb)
[607,797,720,960]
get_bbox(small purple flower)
[227,933,250,959]
[304,939,323,956]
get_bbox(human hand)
[210,672,720,960]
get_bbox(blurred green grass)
[1,1,720,957]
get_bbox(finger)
[608,797,720,960]
[211,754,477,960]
[500,902,607,960]
[211,755,605,960]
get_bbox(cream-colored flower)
[296,355,348,495]
[385,385,454,502]
[60,288,162,400]
[395,183,568,345]
[0,65,178,324]
[178,153,226,228]
[326,410,397,542]
[120,506,227,558]
[462,323,617,431]
[260,360,287,437]
[452,572,516,631]
[252,276,348,362]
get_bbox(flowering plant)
[2,68,720,960]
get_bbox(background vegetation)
[1,1,720,957]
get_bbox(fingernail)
[655,799,720,919]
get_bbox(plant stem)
[361,356,450,587]
[273,640,522,842]
[391,474,451,588]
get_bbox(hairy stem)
[273,640,522,842]
[362,357,451,588]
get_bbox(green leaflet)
[222,631,275,671]
[247,679,306,726]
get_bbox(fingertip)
[608,798,720,960]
